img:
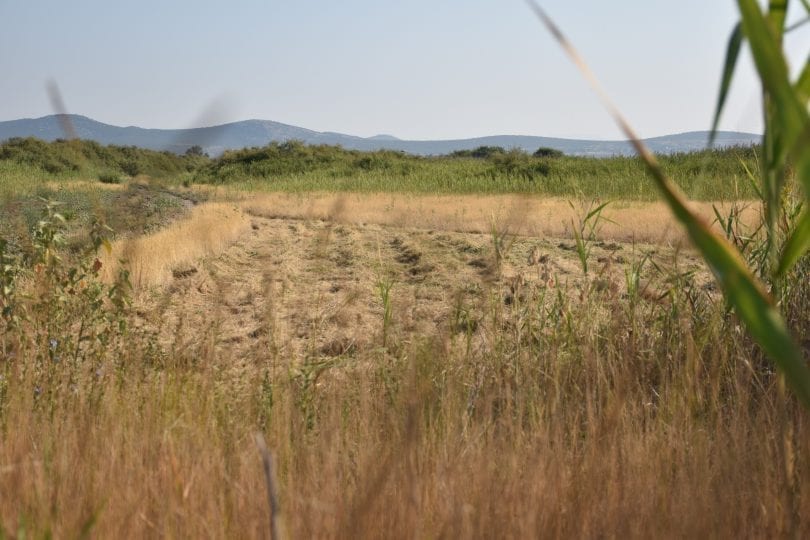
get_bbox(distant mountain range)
[0,114,761,158]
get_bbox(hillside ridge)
[0,114,761,157]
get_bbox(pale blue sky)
[1,1,808,140]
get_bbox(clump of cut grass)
[100,202,251,287]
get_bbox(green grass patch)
[193,141,761,200]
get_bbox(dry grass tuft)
[101,202,251,288]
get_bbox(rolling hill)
[0,114,760,157]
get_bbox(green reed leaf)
[711,23,744,145]
[779,208,810,275]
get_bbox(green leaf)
[778,208,810,275]
[711,23,744,145]
[585,202,606,220]
[738,0,810,194]
[739,0,810,276]
[796,57,810,102]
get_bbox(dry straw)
[101,202,251,288]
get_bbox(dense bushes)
[197,141,418,183]
[193,141,760,199]
[0,136,763,200]
[97,172,122,184]
[0,137,205,178]
[533,146,564,158]
[451,146,508,159]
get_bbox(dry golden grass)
[2,192,807,538]
[3,218,808,537]
[100,202,251,288]
[240,192,761,245]
[4,357,808,538]
[136,213,710,363]
[44,179,128,192]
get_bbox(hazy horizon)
[0,112,764,143]
[2,1,808,140]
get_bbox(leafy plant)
[568,199,613,275]
[377,276,395,348]
[0,199,132,407]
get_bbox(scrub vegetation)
[195,141,760,200]
[0,136,759,201]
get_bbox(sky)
[1,1,808,141]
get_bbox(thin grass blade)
[740,159,764,199]
[711,23,744,145]
[779,208,810,275]
[712,205,734,238]
[585,201,610,221]
[785,16,810,33]
[796,58,810,101]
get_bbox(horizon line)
[0,113,764,144]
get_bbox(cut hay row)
[101,202,251,288]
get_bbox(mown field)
[1,138,809,537]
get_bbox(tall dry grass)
[2,234,808,537]
[100,202,251,288]
[241,192,761,245]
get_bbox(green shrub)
[120,159,139,177]
[0,199,131,374]
[533,147,564,158]
[0,137,208,179]
[98,172,122,184]
[450,146,508,159]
